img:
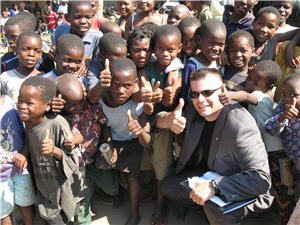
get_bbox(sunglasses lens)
[190,92,199,99]
[202,90,215,97]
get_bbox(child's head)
[196,19,226,63]
[272,0,293,26]
[56,73,85,114]
[100,22,122,36]
[167,4,191,27]
[252,6,280,44]
[16,31,42,70]
[118,0,136,19]
[281,73,300,110]
[178,17,201,58]
[4,12,36,51]
[1,8,8,18]
[233,0,258,18]
[245,60,281,93]
[66,1,93,37]
[137,0,155,13]
[128,27,153,68]
[55,34,84,75]
[109,58,138,105]
[190,1,210,15]
[226,30,254,70]
[98,32,127,63]
[17,76,56,124]
[153,24,182,69]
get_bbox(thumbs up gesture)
[218,84,231,105]
[127,110,143,136]
[100,59,112,88]
[281,97,299,121]
[162,78,176,106]
[42,129,55,156]
[152,81,162,103]
[63,127,75,151]
[169,98,186,134]
[51,94,66,113]
[140,76,153,103]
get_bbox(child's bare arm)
[218,85,258,105]
[12,146,29,171]
[162,70,182,106]
[283,29,300,68]
[51,94,65,113]
[127,111,151,147]
[275,28,299,44]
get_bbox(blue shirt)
[55,24,103,60]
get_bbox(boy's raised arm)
[218,85,258,105]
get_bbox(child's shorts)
[0,174,36,219]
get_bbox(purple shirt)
[0,96,28,180]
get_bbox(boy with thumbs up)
[17,76,85,224]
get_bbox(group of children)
[1,0,300,225]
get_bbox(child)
[99,58,150,225]
[265,73,300,223]
[16,76,84,224]
[1,12,54,73]
[0,31,42,103]
[223,30,254,91]
[167,4,191,27]
[87,32,127,104]
[100,22,123,36]
[116,0,136,31]
[90,0,108,31]
[177,17,201,64]
[181,19,226,102]
[124,0,165,40]
[0,95,35,225]
[191,1,214,23]
[222,0,258,38]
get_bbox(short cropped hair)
[227,30,255,49]
[110,58,137,79]
[99,32,127,56]
[196,19,226,37]
[190,68,222,82]
[68,1,92,15]
[255,6,281,26]
[178,17,201,32]
[139,22,159,35]
[100,21,122,34]
[56,34,84,55]
[16,31,41,48]
[5,11,36,31]
[154,24,182,43]
[127,27,154,52]
[282,72,300,86]
[21,76,56,103]
[255,60,282,87]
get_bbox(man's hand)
[42,129,55,156]
[127,110,143,136]
[100,59,112,88]
[63,127,75,151]
[169,98,186,134]
[140,76,153,103]
[280,97,299,122]
[218,84,232,105]
[12,153,27,171]
[189,181,216,205]
[51,94,66,113]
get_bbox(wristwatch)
[212,179,220,195]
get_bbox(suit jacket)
[177,102,274,209]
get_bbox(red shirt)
[46,11,58,29]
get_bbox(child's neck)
[195,52,215,66]
[103,90,131,108]
[265,89,274,102]
[157,62,168,73]
[16,65,40,77]
[25,115,45,129]
[232,65,248,75]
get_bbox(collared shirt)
[222,6,254,39]
[55,24,103,60]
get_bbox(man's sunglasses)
[190,87,222,99]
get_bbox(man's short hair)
[227,30,255,49]
[190,68,222,82]
[56,34,84,55]
[196,19,226,37]
[99,32,127,56]
[110,58,137,79]
[154,24,182,43]
[255,60,282,87]
[255,6,281,26]
[21,76,56,103]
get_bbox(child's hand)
[63,127,75,151]
[48,45,56,61]
[42,129,55,156]
[51,94,65,113]
[162,78,176,106]
[151,81,162,103]
[140,76,153,103]
[127,110,143,136]
[12,153,27,171]
[75,59,91,76]
[169,98,186,134]
[218,51,229,66]
[143,102,154,115]
[280,98,299,122]
[218,85,231,105]
[100,59,112,88]
[285,44,300,68]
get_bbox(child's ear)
[267,83,275,91]
[45,101,51,112]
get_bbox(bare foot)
[151,206,167,225]
[125,213,140,225]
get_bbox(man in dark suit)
[156,68,274,225]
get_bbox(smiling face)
[16,36,42,70]
[227,36,253,70]
[167,6,190,26]
[17,85,50,126]
[252,12,278,44]
[272,1,293,25]
[110,69,137,106]
[190,74,224,121]
[181,26,198,57]
[245,68,269,93]
[282,78,300,111]
[56,49,84,75]
[138,0,155,12]
[118,0,136,18]
[154,35,182,70]
[130,38,152,68]
[67,3,93,37]
[233,0,258,18]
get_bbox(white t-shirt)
[99,98,144,141]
